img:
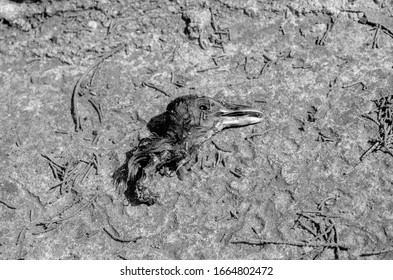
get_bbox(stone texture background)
[1,0,393,259]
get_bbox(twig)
[231,239,350,250]
[358,248,393,257]
[88,98,103,123]
[292,63,312,69]
[103,227,142,243]
[41,154,66,170]
[230,169,243,178]
[210,7,217,32]
[342,81,367,90]
[372,24,381,49]
[142,82,170,97]
[71,43,126,131]
[16,228,27,246]
[317,17,335,46]
[211,140,233,153]
[0,200,17,209]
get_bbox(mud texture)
[1,0,393,260]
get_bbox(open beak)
[215,102,263,128]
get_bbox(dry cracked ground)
[1,0,393,260]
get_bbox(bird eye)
[199,105,208,110]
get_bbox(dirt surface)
[1,0,393,260]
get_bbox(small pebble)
[87,21,99,30]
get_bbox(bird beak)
[215,102,264,128]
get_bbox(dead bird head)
[113,95,263,205]
[147,95,263,143]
